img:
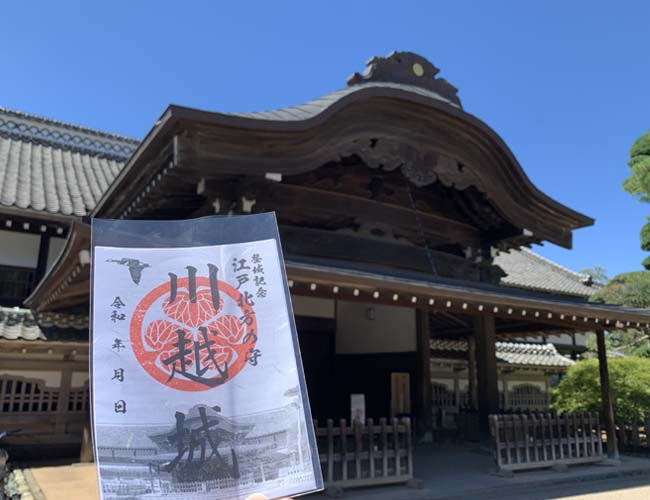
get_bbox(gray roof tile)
[0,306,88,341]
[227,82,459,122]
[0,107,137,217]
[494,248,600,298]
[430,338,574,368]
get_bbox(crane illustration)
[106,258,151,285]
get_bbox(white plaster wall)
[71,371,89,388]
[430,364,456,374]
[515,333,587,349]
[0,370,62,388]
[508,380,546,391]
[546,332,587,347]
[575,333,587,346]
[46,236,66,271]
[291,295,335,318]
[336,301,416,354]
[0,230,40,268]
[431,378,455,390]
[513,335,543,343]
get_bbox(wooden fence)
[313,417,413,489]
[617,417,650,454]
[490,412,604,472]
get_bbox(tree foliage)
[589,271,650,308]
[579,265,609,286]
[551,358,650,421]
[587,271,650,356]
[623,131,650,268]
[585,330,650,357]
[623,131,650,201]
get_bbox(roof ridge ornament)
[347,51,462,107]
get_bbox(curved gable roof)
[92,53,592,249]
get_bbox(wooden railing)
[490,412,604,472]
[0,375,88,446]
[313,417,413,489]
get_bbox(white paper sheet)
[91,238,322,499]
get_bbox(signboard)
[91,214,323,500]
[350,394,365,423]
[390,372,411,418]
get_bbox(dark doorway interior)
[296,316,336,423]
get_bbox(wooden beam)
[33,233,51,287]
[285,265,650,331]
[596,329,619,460]
[0,358,89,371]
[44,290,91,311]
[251,181,481,247]
[428,320,562,338]
[280,225,482,281]
[474,315,498,439]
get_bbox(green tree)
[551,358,650,421]
[623,130,650,269]
[590,271,650,308]
[584,330,650,357]
[583,271,650,356]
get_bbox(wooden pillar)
[55,367,72,435]
[80,418,94,462]
[474,315,498,438]
[571,333,578,361]
[416,309,433,437]
[467,335,477,409]
[544,378,550,408]
[596,329,619,459]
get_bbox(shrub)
[551,357,650,421]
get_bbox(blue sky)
[2,1,649,278]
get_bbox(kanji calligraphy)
[91,216,322,500]
[130,265,258,391]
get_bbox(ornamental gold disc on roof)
[346,51,462,107]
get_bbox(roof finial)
[347,51,461,107]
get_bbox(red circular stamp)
[130,275,257,391]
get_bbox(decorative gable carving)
[336,137,484,190]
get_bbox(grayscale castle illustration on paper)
[95,401,315,499]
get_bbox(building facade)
[0,53,643,467]
[0,108,137,457]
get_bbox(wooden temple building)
[3,52,650,472]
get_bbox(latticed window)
[508,384,548,410]
[68,383,90,412]
[459,390,471,408]
[0,376,90,413]
[0,376,59,413]
[432,382,456,408]
[0,265,35,306]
